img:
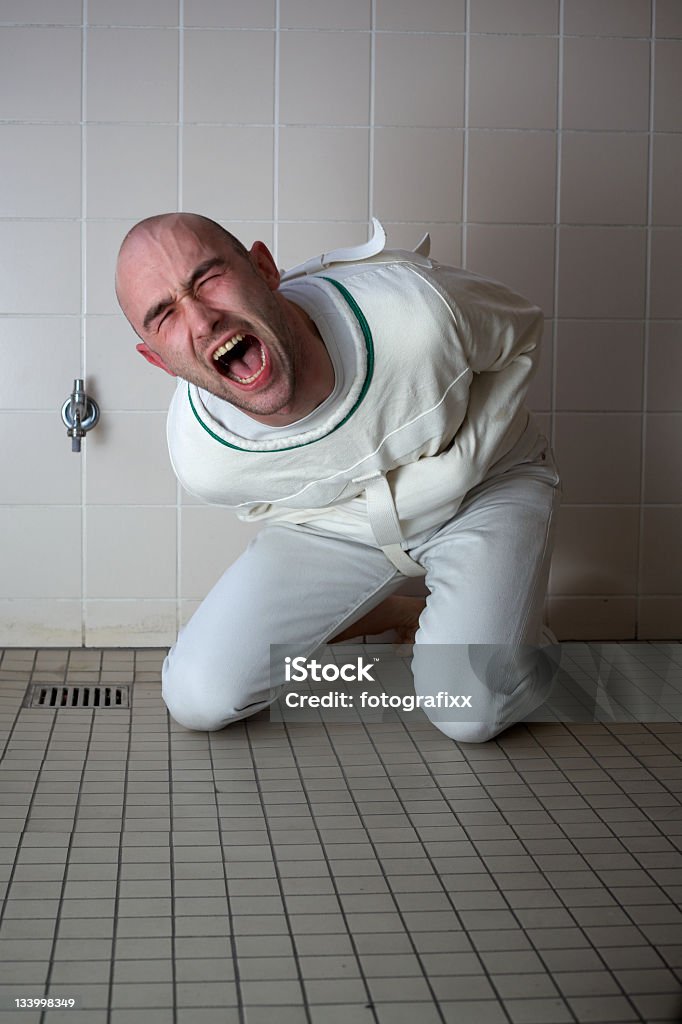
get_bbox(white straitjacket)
[166,221,545,576]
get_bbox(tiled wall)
[0,0,680,646]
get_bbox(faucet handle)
[61,379,100,453]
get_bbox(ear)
[136,342,176,376]
[249,240,281,291]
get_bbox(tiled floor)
[1,644,681,1024]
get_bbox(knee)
[161,645,269,732]
[161,658,227,731]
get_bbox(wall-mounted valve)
[61,379,100,453]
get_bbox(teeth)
[228,343,266,385]
[213,332,245,361]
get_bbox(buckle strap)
[357,473,425,578]
[280,218,387,281]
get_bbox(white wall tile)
[0,1,81,23]
[647,322,682,412]
[564,0,651,37]
[183,30,274,123]
[184,0,275,28]
[469,35,558,129]
[548,597,636,640]
[86,28,178,122]
[180,507,260,599]
[654,41,682,131]
[470,0,559,34]
[87,220,137,316]
[554,413,642,503]
[280,0,369,30]
[656,0,682,37]
[86,316,177,413]
[86,507,176,599]
[280,31,369,126]
[85,413,177,505]
[88,0,178,25]
[643,415,682,503]
[375,0,465,32]
[652,134,682,225]
[0,125,80,218]
[279,127,369,220]
[638,599,682,639]
[556,321,644,411]
[86,126,178,219]
[0,413,81,504]
[563,38,650,130]
[374,33,465,128]
[0,319,81,410]
[467,131,556,223]
[0,600,82,647]
[550,506,639,596]
[641,510,682,595]
[558,227,646,318]
[182,126,274,222]
[466,225,555,316]
[373,127,463,223]
[84,601,176,646]
[560,132,648,225]
[650,230,682,318]
[0,508,81,599]
[0,222,81,315]
[0,28,81,120]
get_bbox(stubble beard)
[183,305,299,419]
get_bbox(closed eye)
[197,273,223,290]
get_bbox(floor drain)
[23,685,130,709]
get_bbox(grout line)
[79,0,88,647]
[243,722,314,1024]
[166,697,178,1024]
[368,0,376,228]
[103,667,134,1024]
[461,0,470,266]
[207,727,247,1024]
[272,0,281,262]
[637,0,657,641]
[175,0,184,639]
[551,0,565,454]
[38,708,98,1024]
[177,0,184,211]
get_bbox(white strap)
[280,218,387,281]
[358,473,425,578]
[412,231,431,257]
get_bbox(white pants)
[163,443,561,743]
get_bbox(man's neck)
[243,298,335,427]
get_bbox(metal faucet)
[61,379,100,452]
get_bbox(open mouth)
[212,333,269,388]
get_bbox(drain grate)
[23,684,130,709]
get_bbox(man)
[115,212,561,743]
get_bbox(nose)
[183,294,222,338]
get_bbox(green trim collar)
[187,276,374,453]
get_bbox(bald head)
[116,213,248,310]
